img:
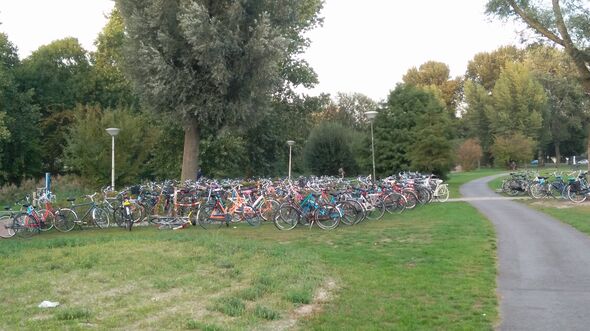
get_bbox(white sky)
[0,0,521,101]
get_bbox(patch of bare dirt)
[261,278,338,331]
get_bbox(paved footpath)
[460,174,590,331]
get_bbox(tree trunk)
[181,116,200,181]
[555,143,561,168]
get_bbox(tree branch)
[506,0,564,46]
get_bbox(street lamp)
[287,140,295,181]
[105,128,120,190]
[365,111,378,182]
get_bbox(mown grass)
[0,203,497,330]
[525,200,590,236]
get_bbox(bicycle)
[274,193,341,230]
[59,193,110,231]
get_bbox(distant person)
[196,167,203,180]
[510,160,517,171]
[338,167,345,179]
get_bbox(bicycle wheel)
[197,204,224,230]
[274,204,299,230]
[92,207,110,228]
[384,193,407,214]
[54,208,77,232]
[131,202,145,224]
[549,183,565,199]
[337,201,358,226]
[567,185,587,203]
[529,183,545,199]
[364,198,385,221]
[259,199,280,222]
[415,187,431,205]
[435,185,450,202]
[242,205,261,227]
[0,215,16,238]
[314,204,341,230]
[13,213,39,239]
[37,209,55,231]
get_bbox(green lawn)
[0,203,497,330]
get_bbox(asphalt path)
[460,174,590,331]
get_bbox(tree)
[525,45,589,164]
[486,62,546,140]
[456,139,483,171]
[17,38,94,174]
[462,81,493,163]
[465,46,524,92]
[486,0,590,167]
[117,0,324,181]
[64,106,160,186]
[374,84,453,176]
[491,133,535,167]
[402,61,463,114]
[0,33,41,184]
[334,92,378,128]
[303,122,357,176]
[91,9,137,109]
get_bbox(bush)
[491,133,535,167]
[303,122,358,176]
[456,139,483,171]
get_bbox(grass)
[0,203,497,330]
[525,200,590,236]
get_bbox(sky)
[0,0,522,101]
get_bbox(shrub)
[456,139,483,171]
[303,122,358,176]
[491,133,535,167]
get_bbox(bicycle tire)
[529,183,545,199]
[435,185,450,202]
[13,213,39,239]
[92,207,110,228]
[274,204,299,230]
[364,197,385,221]
[314,204,341,230]
[197,204,224,230]
[54,208,77,232]
[0,215,16,238]
[567,185,587,203]
[259,199,279,222]
[242,205,261,227]
[385,193,407,214]
[37,209,55,231]
[336,201,357,226]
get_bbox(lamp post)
[365,111,378,182]
[287,140,295,181]
[105,128,120,190]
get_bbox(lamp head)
[106,128,121,136]
[286,140,295,146]
[365,111,378,122]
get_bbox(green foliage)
[465,46,524,92]
[200,131,248,179]
[456,139,484,171]
[491,132,535,167]
[117,0,324,180]
[303,122,358,176]
[462,81,493,162]
[402,61,462,113]
[375,84,453,177]
[408,104,454,178]
[17,38,94,174]
[0,33,41,184]
[91,9,137,109]
[64,106,160,186]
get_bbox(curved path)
[461,174,590,331]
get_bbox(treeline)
[0,5,588,186]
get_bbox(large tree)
[486,0,590,165]
[402,61,462,115]
[116,0,323,180]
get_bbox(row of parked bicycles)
[500,170,590,203]
[0,172,449,238]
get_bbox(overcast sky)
[0,0,521,101]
